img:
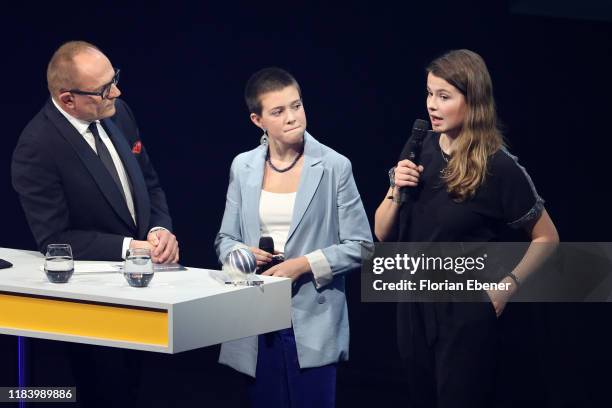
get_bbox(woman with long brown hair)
[375,49,558,407]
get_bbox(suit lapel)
[286,132,323,244]
[101,118,149,238]
[242,146,266,245]
[44,101,136,232]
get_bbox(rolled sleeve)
[498,149,545,230]
[305,249,333,289]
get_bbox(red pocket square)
[132,141,142,154]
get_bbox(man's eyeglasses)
[64,69,120,100]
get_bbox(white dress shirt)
[52,98,137,258]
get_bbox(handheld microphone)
[259,236,274,255]
[399,119,430,205]
[258,236,284,273]
[258,236,275,274]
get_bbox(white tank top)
[259,190,297,254]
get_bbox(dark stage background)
[1,1,611,406]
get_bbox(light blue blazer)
[215,132,373,377]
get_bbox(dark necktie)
[88,122,125,201]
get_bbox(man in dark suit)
[12,40,178,263]
[11,41,181,407]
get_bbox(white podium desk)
[0,248,291,353]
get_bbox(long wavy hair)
[427,49,504,201]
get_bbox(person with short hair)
[12,40,178,263]
[215,67,373,407]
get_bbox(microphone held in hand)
[399,119,430,205]
[258,236,284,274]
[259,236,274,255]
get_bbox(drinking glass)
[123,248,154,287]
[44,244,74,283]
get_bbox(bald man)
[12,41,178,263]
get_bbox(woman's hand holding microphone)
[394,159,424,189]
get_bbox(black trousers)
[397,302,500,408]
[68,343,142,408]
[25,339,141,407]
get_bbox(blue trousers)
[247,328,336,408]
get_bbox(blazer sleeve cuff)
[305,250,333,289]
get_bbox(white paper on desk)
[39,262,188,273]
[38,262,119,274]
[74,262,120,273]
[113,263,187,272]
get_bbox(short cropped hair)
[47,41,100,95]
[244,67,301,115]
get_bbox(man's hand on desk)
[130,240,154,252]
[147,229,179,264]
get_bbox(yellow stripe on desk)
[0,293,168,346]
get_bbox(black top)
[399,131,544,242]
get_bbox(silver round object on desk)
[226,248,257,275]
